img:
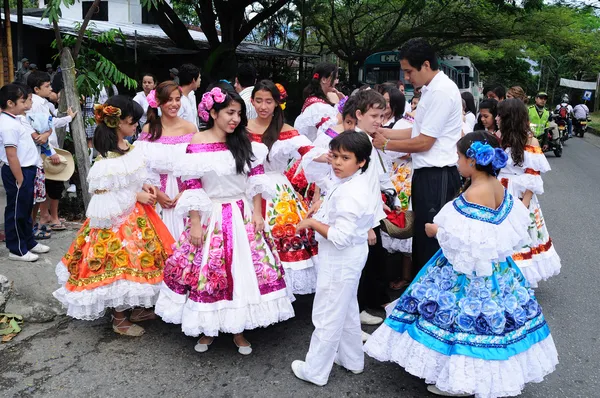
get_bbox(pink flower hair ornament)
[198,87,227,122]
[146,90,159,108]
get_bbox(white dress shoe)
[360,310,383,325]
[8,252,39,262]
[234,340,252,356]
[30,243,50,254]
[194,336,214,353]
[291,360,326,386]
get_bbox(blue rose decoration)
[487,312,506,334]
[400,295,419,314]
[504,311,517,332]
[475,314,492,334]
[478,288,492,300]
[426,285,441,300]
[515,286,530,306]
[460,297,482,317]
[418,300,439,320]
[439,279,454,291]
[525,299,539,319]
[503,295,518,314]
[481,299,500,317]
[456,313,476,332]
[475,145,495,166]
[411,283,427,300]
[434,309,455,329]
[436,291,456,310]
[492,148,508,170]
[513,307,527,326]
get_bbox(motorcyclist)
[573,101,590,136]
[555,94,574,137]
[529,92,550,149]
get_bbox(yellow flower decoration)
[137,217,147,229]
[145,240,158,253]
[93,243,107,259]
[88,258,103,272]
[114,250,129,267]
[275,201,291,214]
[105,257,115,271]
[139,252,155,269]
[142,228,156,240]
[68,261,78,276]
[93,104,122,128]
[97,230,114,243]
[107,238,121,254]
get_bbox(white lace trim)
[86,189,137,229]
[514,245,561,288]
[155,284,295,337]
[434,199,531,276]
[381,231,412,254]
[294,103,338,141]
[175,188,213,217]
[135,139,190,174]
[364,323,558,398]
[301,147,333,191]
[53,261,161,321]
[266,134,313,173]
[247,173,276,200]
[285,266,317,295]
[89,145,149,192]
[512,173,544,196]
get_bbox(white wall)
[54,0,144,24]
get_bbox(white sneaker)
[334,358,364,374]
[361,331,371,342]
[360,310,383,325]
[291,360,326,387]
[30,243,50,254]
[427,385,472,396]
[67,184,76,193]
[8,252,39,262]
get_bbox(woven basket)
[380,210,414,240]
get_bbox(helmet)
[562,94,569,103]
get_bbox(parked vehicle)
[538,120,563,157]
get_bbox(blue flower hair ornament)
[466,141,508,171]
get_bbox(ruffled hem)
[284,266,317,295]
[522,150,551,173]
[89,145,150,192]
[53,262,160,321]
[515,246,561,288]
[247,173,276,200]
[86,189,137,229]
[294,103,338,142]
[155,284,295,336]
[269,134,313,164]
[175,188,212,217]
[434,198,531,276]
[512,173,545,196]
[381,231,412,254]
[134,139,192,174]
[364,323,558,398]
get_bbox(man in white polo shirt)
[372,38,462,275]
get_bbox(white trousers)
[302,240,368,385]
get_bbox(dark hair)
[13,83,32,96]
[93,95,143,157]
[251,80,284,157]
[142,73,157,85]
[497,99,529,166]
[474,99,498,131]
[492,86,506,101]
[27,71,51,91]
[0,84,27,108]
[377,83,405,122]
[303,62,338,103]
[237,63,257,88]
[179,64,201,86]
[398,38,439,71]
[203,88,254,174]
[461,92,477,115]
[207,80,235,93]
[329,130,372,173]
[146,81,182,140]
[411,92,421,101]
[342,95,358,120]
[457,131,502,192]
[354,89,386,117]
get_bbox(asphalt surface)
[1,135,599,398]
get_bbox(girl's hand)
[425,223,438,238]
[172,192,183,206]
[156,190,173,209]
[307,199,322,218]
[314,151,332,164]
[368,228,377,246]
[189,222,203,247]
[137,190,156,205]
[252,211,265,233]
[296,218,313,233]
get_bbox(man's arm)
[373,132,436,153]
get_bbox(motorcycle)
[552,111,569,143]
[536,120,563,157]
[574,117,590,137]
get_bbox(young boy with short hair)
[0,84,50,261]
[293,131,375,386]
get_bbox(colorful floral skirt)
[364,250,558,398]
[53,203,175,320]
[155,196,295,337]
[265,172,318,294]
[33,167,46,204]
[382,157,413,254]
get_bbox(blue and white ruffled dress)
[364,191,558,398]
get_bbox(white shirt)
[239,86,257,120]
[28,94,72,151]
[133,91,149,127]
[404,101,411,116]
[178,94,197,125]
[411,72,462,169]
[465,112,477,133]
[0,112,40,167]
[555,103,573,114]
[573,104,589,120]
[188,90,199,127]
[97,85,118,105]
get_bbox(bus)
[358,50,475,103]
[443,55,482,107]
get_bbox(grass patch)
[588,111,600,135]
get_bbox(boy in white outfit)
[292,131,376,386]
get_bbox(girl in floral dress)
[155,88,294,355]
[496,99,561,287]
[135,81,198,240]
[364,132,558,398]
[53,96,175,336]
[247,80,318,294]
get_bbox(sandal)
[389,279,410,291]
[194,335,214,353]
[33,224,51,240]
[129,308,157,322]
[112,315,145,337]
[49,222,67,231]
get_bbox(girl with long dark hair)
[474,98,499,137]
[365,131,558,397]
[155,87,294,355]
[247,80,318,294]
[54,95,175,336]
[135,81,198,239]
[294,63,342,141]
[461,92,477,132]
[496,99,561,287]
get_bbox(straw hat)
[42,148,75,182]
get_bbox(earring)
[470,162,475,167]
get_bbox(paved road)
[1,135,599,398]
